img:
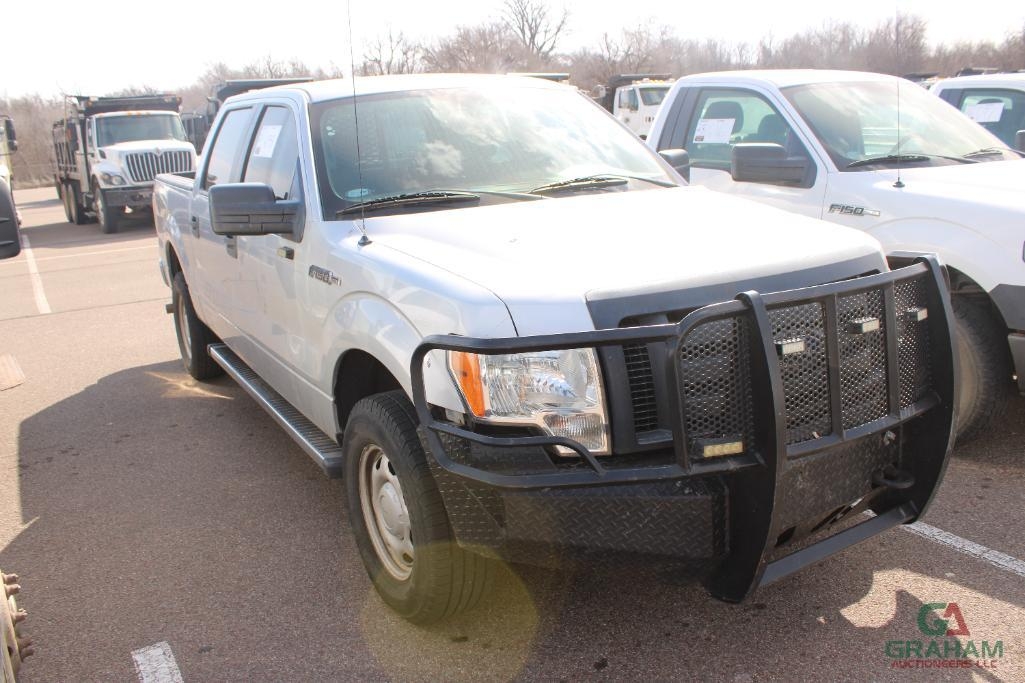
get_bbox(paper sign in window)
[964,102,1004,124]
[693,118,736,144]
[252,125,283,158]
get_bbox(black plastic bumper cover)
[410,258,957,601]
[103,187,153,208]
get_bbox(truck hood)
[883,158,1025,211]
[368,187,885,335]
[101,139,194,154]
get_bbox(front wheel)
[953,296,1011,443]
[343,391,494,624]
[92,185,120,234]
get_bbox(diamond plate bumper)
[410,257,956,601]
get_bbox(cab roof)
[676,69,903,89]
[225,73,571,105]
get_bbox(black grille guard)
[410,257,957,599]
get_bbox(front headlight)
[100,172,126,186]
[448,348,609,454]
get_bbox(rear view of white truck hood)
[370,187,885,334]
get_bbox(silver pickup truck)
[153,74,956,623]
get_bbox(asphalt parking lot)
[1,186,1023,682]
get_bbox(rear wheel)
[953,296,1011,443]
[171,271,223,380]
[344,391,494,623]
[64,182,89,225]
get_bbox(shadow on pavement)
[4,360,1021,681]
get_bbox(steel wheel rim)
[358,443,414,581]
[177,298,193,363]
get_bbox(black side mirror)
[209,183,299,236]
[658,148,690,182]
[731,143,809,184]
[0,180,21,260]
[3,119,16,153]
[1015,130,1025,153]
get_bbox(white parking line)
[902,521,1025,580]
[19,235,51,315]
[132,641,184,683]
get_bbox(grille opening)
[623,343,659,433]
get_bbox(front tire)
[171,271,223,380]
[343,391,493,624]
[92,184,120,234]
[952,296,1011,443]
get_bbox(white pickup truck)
[153,74,955,623]
[931,73,1025,152]
[649,69,1025,441]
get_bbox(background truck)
[182,78,314,153]
[595,74,672,138]
[52,94,196,233]
[0,117,18,226]
[154,74,954,624]
[649,69,1025,441]
[931,72,1025,151]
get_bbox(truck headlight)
[448,348,609,454]
[100,172,126,186]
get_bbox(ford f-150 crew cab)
[649,69,1025,441]
[154,74,955,623]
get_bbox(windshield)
[782,81,1018,169]
[640,87,669,107]
[96,114,188,146]
[311,86,674,217]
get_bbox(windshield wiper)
[963,146,1025,159]
[336,191,480,216]
[846,154,932,169]
[529,174,675,195]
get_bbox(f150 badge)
[309,265,340,286]
[828,203,881,217]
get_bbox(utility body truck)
[154,74,955,623]
[596,74,672,139]
[931,73,1025,152]
[182,78,314,154]
[52,94,196,233]
[649,69,1025,441]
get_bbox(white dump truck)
[52,94,196,233]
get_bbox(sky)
[5,0,1024,97]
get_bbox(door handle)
[190,215,199,236]
[277,246,294,260]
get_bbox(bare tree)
[359,30,423,75]
[422,23,520,73]
[502,0,568,63]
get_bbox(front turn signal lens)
[449,351,486,417]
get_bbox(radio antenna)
[893,10,905,189]
[347,0,371,245]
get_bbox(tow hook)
[873,464,915,490]
[165,302,174,314]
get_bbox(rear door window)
[202,108,253,190]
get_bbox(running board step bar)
[208,344,344,477]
